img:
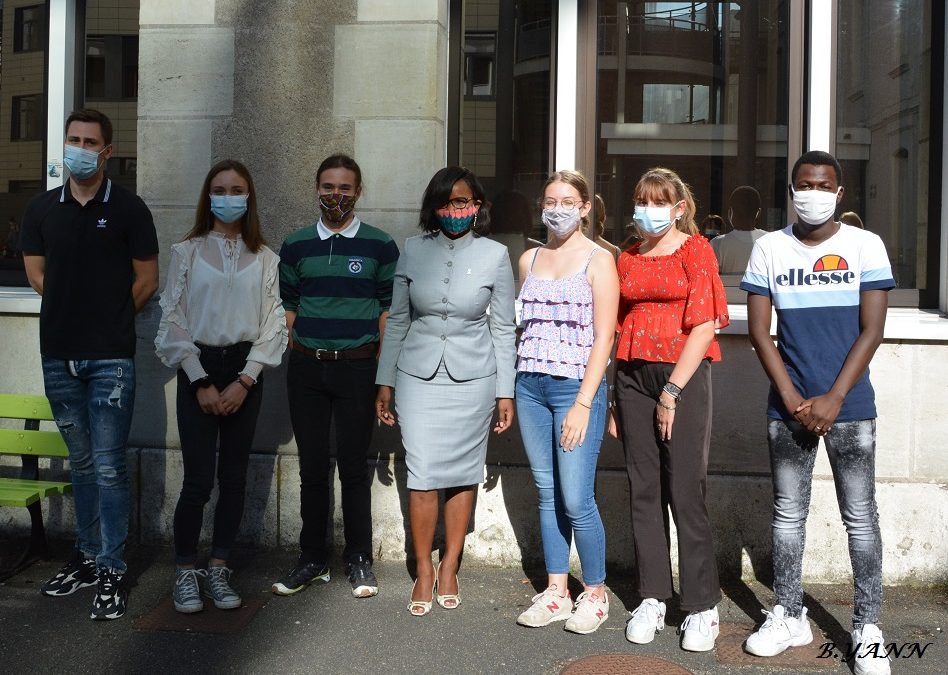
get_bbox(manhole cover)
[561,654,692,674]
[133,593,268,634]
[716,621,836,669]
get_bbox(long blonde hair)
[633,167,698,235]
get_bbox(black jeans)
[286,350,376,563]
[614,359,721,612]
[173,343,263,565]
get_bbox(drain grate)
[716,622,836,669]
[133,593,268,634]
[561,654,692,674]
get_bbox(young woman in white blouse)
[155,159,287,614]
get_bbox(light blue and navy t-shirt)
[740,224,894,422]
[280,217,399,351]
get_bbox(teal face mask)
[210,194,249,223]
[64,144,107,180]
[435,204,478,236]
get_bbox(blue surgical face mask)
[210,194,249,223]
[64,144,107,180]
[633,204,680,236]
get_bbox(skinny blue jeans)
[516,373,607,586]
[42,357,135,572]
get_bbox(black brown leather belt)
[291,341,378,361]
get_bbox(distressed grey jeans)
[768,418,882,629]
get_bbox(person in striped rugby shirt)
[272,154,399,600]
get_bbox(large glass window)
[1,1,50,285]
[595,1,791,280]
[835,0,933,295]
[453,0,553,244]
[83,0,140,193]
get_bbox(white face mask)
[542,206,582,238]
[791,187,841,225]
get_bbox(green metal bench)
[0,394,71,581]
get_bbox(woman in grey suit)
[376,167,516,616]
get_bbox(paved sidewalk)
[0,543,944,674]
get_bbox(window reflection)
[836,0,931,290]
[596,1,790,280]
[1,1,50,285]
[457,0,553,263]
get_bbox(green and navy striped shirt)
[279,217,399,350]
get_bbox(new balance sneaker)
[680,606,720,652]
[173,568,206,614]
[564,589,609,634]
[516,585,573,627]
[345,554,378,598]
[90,568,127,621]
[851,624,892,675]
[745,605,814,657]
[40,554,98,596]
[625,598,667,644]
[271,559,330,596]
[204,566,241,609]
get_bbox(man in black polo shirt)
[19,109,159,620]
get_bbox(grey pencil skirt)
[395,360,496,490]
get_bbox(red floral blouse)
[616,234,729,364]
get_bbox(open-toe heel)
[407,578,435,616]
[435,562,461,610]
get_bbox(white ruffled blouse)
[154,232,288,383]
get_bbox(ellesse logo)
[776,255,855,286]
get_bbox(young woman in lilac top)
[514,170,620,634]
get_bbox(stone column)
[338,1,449,245]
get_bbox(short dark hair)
[186,159,265,253]
[419,166,490,235]
[65,109,113,146]
[791,150,843,186]
[316,154,363,190]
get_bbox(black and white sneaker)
[40,554,98,596]
[90,568,128,621]
[271,560,330,596]
[345,554,378,598]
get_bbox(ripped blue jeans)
[42,357,135,572]
[769,418,882,629]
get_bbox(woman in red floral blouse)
[611,167,729,653]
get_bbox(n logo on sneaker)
[546,601,560,613]
[596,608,605,619]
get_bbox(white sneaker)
[516,585,573,627]
[852,624,892,675]
[625,598,666,644]
[680,606,720,652]
[564,589,609,634]
[744,605,814,657]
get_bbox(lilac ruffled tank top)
[517,247,597,380]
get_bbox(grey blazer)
[376,232,516,398]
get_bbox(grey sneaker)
[204,566,242,610]
[173,568,206,614]
[517,585,573,627]
[564,589,609,634]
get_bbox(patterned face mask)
[319,192,358,223]
[435,204,478,235]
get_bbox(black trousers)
[286,350,376,563]
[614,358,721,612]
[173,343,263,565]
